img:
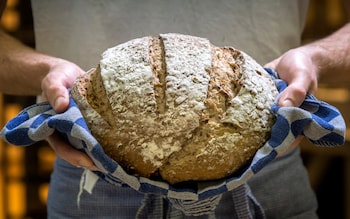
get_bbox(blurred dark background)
[0,0,349,218]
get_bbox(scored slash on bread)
[71,33,278,184]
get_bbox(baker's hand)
[265,48,319,155]
[41,59,99,171]
[265,48,318,107]
[41,59,83,113]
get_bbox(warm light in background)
[7,182,25,218]
[1,2,24,219]
[0,0,19,32]
[326,0,346,26]
[38,184,49,205]
[3,104,25,219]
[317,87,350,103]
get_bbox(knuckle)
[291,84,308,97]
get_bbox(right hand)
[41,59,99,171]
[265,47,318,107]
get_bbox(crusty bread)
[71,33,278,184]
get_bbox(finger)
[47,132,100,171]
[41,76,70,113]
[278,77,318,107]
[278,83,308,107]
[278,69,318,107]
[52,95,70,113]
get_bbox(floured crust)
[71,33,278,184]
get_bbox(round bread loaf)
[71,33,278,184]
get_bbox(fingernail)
[282,99,293,107]
[54,96,65,111]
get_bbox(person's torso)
[31,0,309,70]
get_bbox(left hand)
[265,48,319,155]
[265,48,318,107]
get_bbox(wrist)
[301,24,350,77]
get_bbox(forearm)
[0,29,62,95]
[301,23,350,81]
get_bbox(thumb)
[41,86,70,113]
[278,83,308,107]
[51,93,70,113]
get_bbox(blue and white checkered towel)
[0,69,346,216]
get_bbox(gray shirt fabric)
[31,0,308,70]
